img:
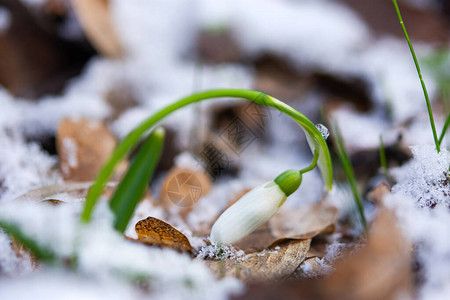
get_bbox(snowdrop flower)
[210,170,302,245]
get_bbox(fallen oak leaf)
[135,217,193,252]
[204,239,311,283]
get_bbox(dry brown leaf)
[15,182,118,203]
[234,204,412,300]
[235,203,338,252]
[293,256,323,278]
[160,168,211,217]
[270,203,338,240]
[135,217,193,252]
[367,181,391,205]
[57,118,126,182]
[205,239,311,283]
[319,207,412,300]
[70,0,123,58]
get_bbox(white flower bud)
[210,181,287,245]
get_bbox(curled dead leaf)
[135,217,193,252]
[204,239,311,283]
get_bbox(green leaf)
[330,121,367,233]
[0,219,55,262]
[110,127,165,233]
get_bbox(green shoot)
[81,89,333,224]
[439,113,450,146]
[0,219,55,262]
[330,121,368,234]
[379,135,390,180]
[392,0,440,153]
[110,127,165,232]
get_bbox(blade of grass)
[330,122,368,234]
[392,0,440,153]
[0,219,55,262]
[379,135,389,179]
[438,113,450,146]
[110,127,165,233]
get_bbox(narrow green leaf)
[110,127,165,233]
[379,135,389,178]
[0,219,55,262]
[392,0,440,153]
[438,113,450,146]
[330,122,367,233]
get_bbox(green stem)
[300,148,319,174]
[331,122,368,234]
[438,113,450,146]
[81,89,332,223]
[379,135,389,178]
[392,0,440,153]
[268,97,333,189]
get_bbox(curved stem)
[300,148,319,174]
[269,97,333,189]
[81,89,332,223]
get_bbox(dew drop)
[315,124,329,140]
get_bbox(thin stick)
[392,0,440,153]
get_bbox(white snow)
[62,137,78,171]
[385,145,450,300]
[0,230,33,276]
[0,131,61,202]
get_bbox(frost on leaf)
[204,239,311,282]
